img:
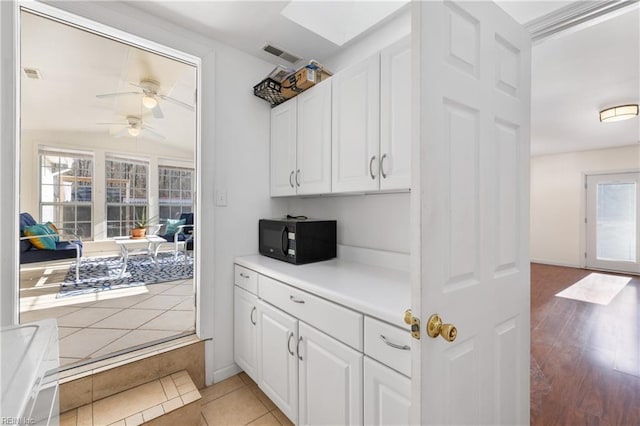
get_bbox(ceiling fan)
[96,79,194,119]
[97,116,165,139]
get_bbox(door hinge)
[585,217,587,224]
[404,309,420,340]
[585,252,587,258]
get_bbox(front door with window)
[586,172,640,274]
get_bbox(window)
[39,150,93,239]
[105,158,149,238]
[158,166,194,221]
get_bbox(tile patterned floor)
[20,256,195,367]
[199,373,293,426]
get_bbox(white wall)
[2,1,288,383]
[288,7,412,254]
[530,144,640,267]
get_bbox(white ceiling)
[531,8,639,156]
[21,2,640,158]
[21,11,196,152]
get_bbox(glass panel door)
[586,172,640,273]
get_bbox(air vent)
[23,67,42,79]
[262,43,300,64]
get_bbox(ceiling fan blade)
[143,127,166,140]
[96,91,141,99]
[96,122,126,125]
[114,127,129,138]
[152,103,164,119]
[158,94,195,111]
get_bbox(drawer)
[234,265,258,294]
[364,316,411,377]
[258,274,363,351]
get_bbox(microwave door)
[280,226,289,256]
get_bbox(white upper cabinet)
[296,79,332,195]
[332,54,381,193]
[270,99,297,197]
[380,36,411,191]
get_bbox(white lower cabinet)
[234,286,258,381]
[257,300,299,424]
[364,357,411,426]
[298,323,363,425]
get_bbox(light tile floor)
[20,256,195,367]
[198,372,293,426]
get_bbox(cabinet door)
[364,357,411,426]
[298,322,363,425]
[380,37,411,191]
[297,79,332,195]
[257,301,298,424]
[234,286,258,382]
[332,55,380,193]
[271,99,297,196]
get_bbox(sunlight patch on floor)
[555,272,631,305]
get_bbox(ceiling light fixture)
[599,104,639,123]
[128,127,141,137]
[142,95,158,109]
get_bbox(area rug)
[555,272,630,305]
[58,252,193,298]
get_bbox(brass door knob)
[426,314,457,342]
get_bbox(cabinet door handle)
[250,306,257,325]
[380,334,410,350]
[287,332,295,356]
[290,295,305,304]
[380,154,388,179]
[296,169,300,187]
[240,272,250,279]
[297,336,303,361]
[369,155,376,180]
[289,170,295,188]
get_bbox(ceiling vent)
[262,43,300,64]
[23,67,42,80]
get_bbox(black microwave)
[259,218,337,265]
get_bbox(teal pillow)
[23,224,57,250]
[165,218,186,236]
[44,222,60,242]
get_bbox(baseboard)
[213,363,242,383]
[530,259,582,269]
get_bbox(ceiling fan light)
[142,95,158,109]
[599,104,639,123]
[128,127,141,137]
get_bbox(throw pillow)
[44,222,60,242]
[165,218,186,236]
[23,224,57,250]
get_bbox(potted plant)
[131,208,156,238]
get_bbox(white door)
[414,1,531,425]
[380,36,412,191]
[298,322,363,426]
[233,286,259,381]
[364,357,411,426]
[586,172,640,274]
[257,301,298,424]
[297,79,332,195]
[271,99,297,197]
[332,55,380,193]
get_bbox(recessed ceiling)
[20,11,196,152]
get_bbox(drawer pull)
[290,295,305,304]
[240,272,250,279]
[250,306,257,325]
[287,332,295,356]
[380,334,410,351]
[297,336,303,361]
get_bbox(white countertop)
[235,254,411,330]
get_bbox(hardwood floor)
[531,263,640,425]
